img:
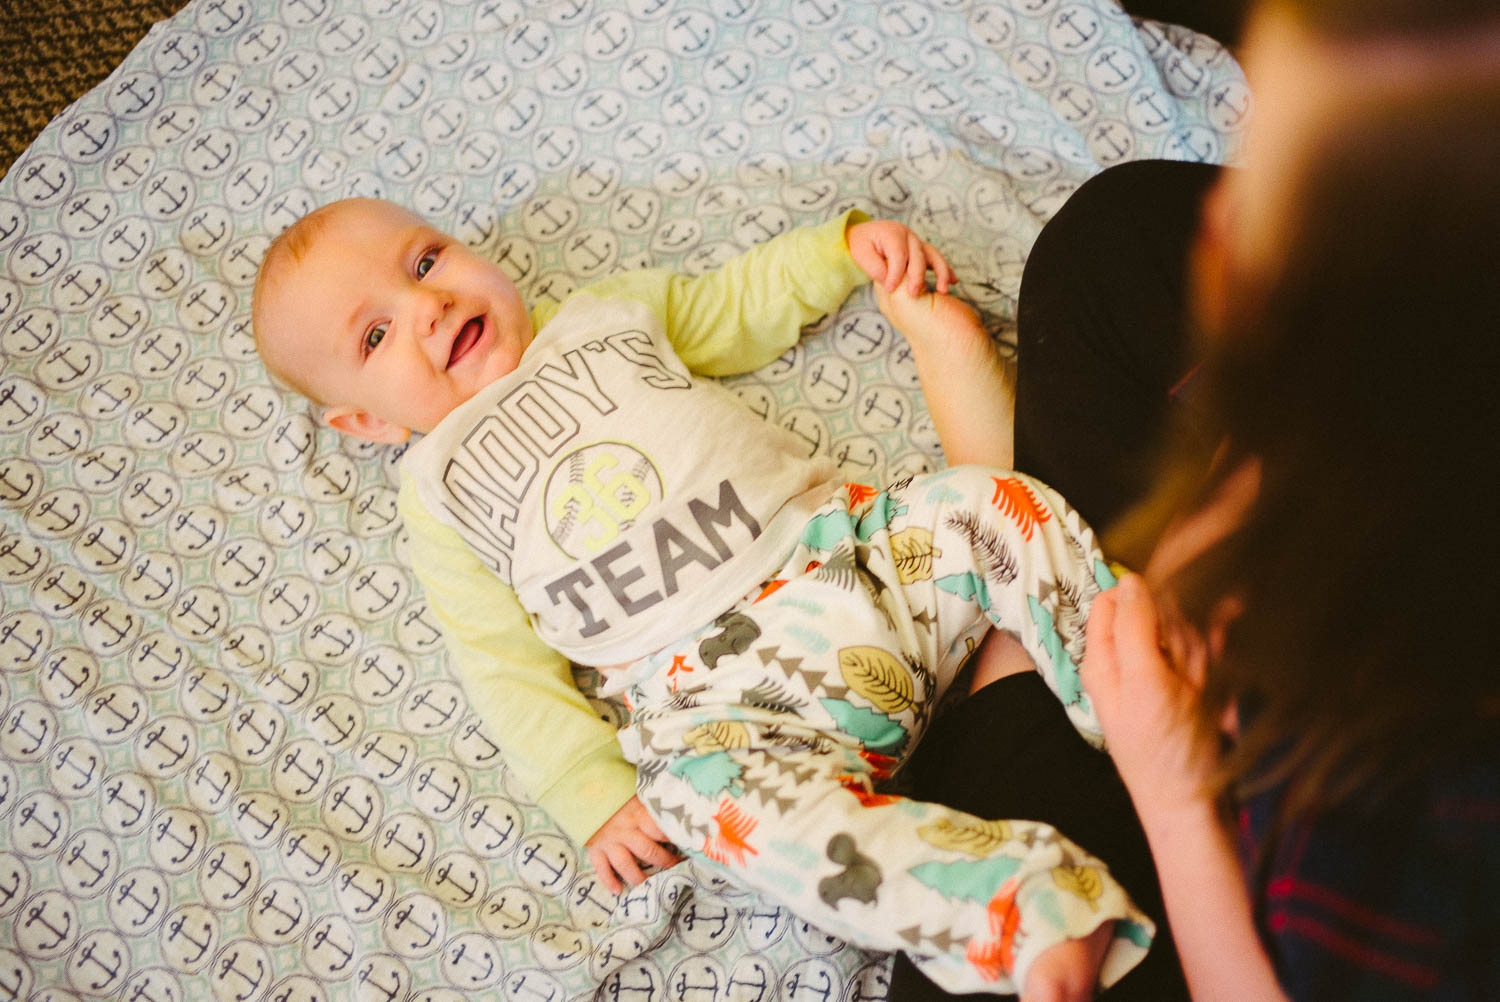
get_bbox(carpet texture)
[0,0,192,178]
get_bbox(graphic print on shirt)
[437,338,639,577]
[409,293,839,662]
[434,324,719,603]
[544,441,664,559]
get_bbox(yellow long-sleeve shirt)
[396,210,869,844]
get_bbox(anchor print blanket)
[0,1,1245,999]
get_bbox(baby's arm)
[849,220,1016,468]
[575,209,870,378]
[574,211,1008,470]
[398,478,673,890]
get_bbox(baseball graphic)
[544,442,664,559]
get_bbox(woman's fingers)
[1082,584,1120,687]
[1110,575,1169,674]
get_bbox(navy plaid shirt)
[1238,731,1500,1000]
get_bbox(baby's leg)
[859,469,1182,997]
[1023,924,1116,1002]
[890,671,1189,1002]
[867,465,1115,745]
[615,502,1149,995]
[965,628,1039,694]
[875,286,1016,470]
[628,702,1148,996]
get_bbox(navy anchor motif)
[0,0,1245,997]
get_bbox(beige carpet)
[0,0,193,178]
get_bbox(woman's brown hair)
[1108,67,1500,824]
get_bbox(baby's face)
[258,199,532,441]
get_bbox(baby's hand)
[585,796,682,896]
[1023,921,1114,1002]
[847,219,955,296]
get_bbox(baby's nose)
[416,287,455,336]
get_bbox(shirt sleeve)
[397,472,637,845]
[533,209,871,376]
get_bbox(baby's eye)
[363,323,387,355]
[416,251,438,278]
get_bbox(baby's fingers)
[636,808,670,844]
[634,835,683,871]
[608,847,649,889]
[922,241,956,294]
[588,844,623,896]
[878,236,910,292]
[901,233,954,295]
[903,231,928,295]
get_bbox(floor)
[0,0,192,178]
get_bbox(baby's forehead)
[266,203,402,291]
[257,199,428,315]
[303,198,423,247]
[333,197,425,228]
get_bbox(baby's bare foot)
[1022,921,1114,1002]
[873,283,1016,468]
[875,285,986,349]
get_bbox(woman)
[1082,25,1500,1000]
[893,1,1500,998]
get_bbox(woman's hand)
[1083,573,1292,1002]
[1081,573,1222,817]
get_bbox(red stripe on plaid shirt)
[1268,912,1441,990]
[1267,876,1442,948]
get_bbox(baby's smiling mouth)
[447,317,484,369]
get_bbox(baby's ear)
[322,405,411,444]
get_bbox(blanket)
[0,1,1245,998]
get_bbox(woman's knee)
[1020,160,1219,330]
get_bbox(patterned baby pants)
[610,466,1152,994]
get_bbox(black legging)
[1013,158,1220,532]
[887,159,1222,1001]
[1120,0,1248,49]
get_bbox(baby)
[253,197,1151,998]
